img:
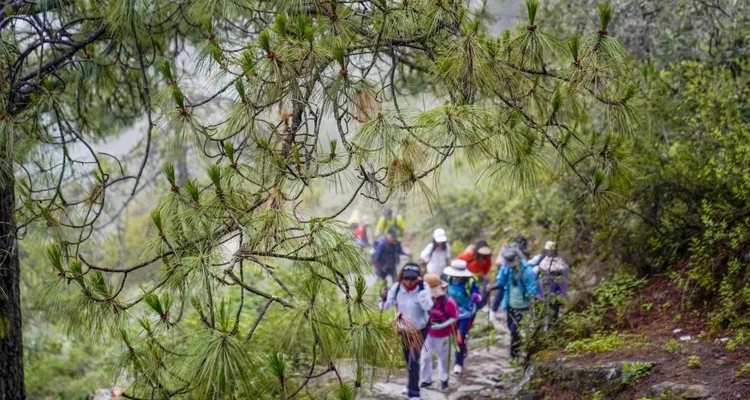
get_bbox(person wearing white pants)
[420,274,458,391]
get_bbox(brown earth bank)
[533,278,750,400]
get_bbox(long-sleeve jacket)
[371,238,402,270]
[420,242,451,276]
[457,250,492,277]
[375,216,405,238]
[381,283,434,330]
[447,278,482,320]
[496,261,538,311]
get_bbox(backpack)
[431,296,451,324]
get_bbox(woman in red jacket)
[457,240,492,276]
[457,240,492,310]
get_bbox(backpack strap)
[394,280,425,299]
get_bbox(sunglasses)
[402,276,418,282]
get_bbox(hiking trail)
[365,314,516,399]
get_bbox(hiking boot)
[440,381,449,391]
[419,382,432,389]
[452,364,462,375]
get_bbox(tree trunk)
[0,172,24,399]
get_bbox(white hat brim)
[434,233,448,242]
[443,267,474,277]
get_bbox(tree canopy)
[0,0,640,398]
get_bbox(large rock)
[530,359,657,397]
[651,382,712,399]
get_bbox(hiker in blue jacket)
[495,247,537,360]
[371,230,403,285]
[444,259,483,375]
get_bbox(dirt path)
[364,313,516,399]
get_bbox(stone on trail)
[651,381,712,399]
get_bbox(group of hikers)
[349,209,570,399]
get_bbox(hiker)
[419,228,451,277]
[496,247,537,360]
[457,240,493,310]
[375,208,406,240]
[490,236,528,320]
[371,230,403,285]
[532,241,569,329]
[353,217,370,248]
[444,259,483,375]
[419,273,458,391]
[380,263,434,400]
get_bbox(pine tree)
[1,0,639,398]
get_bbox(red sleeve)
[457,251,473,262]
[446,298,459,319]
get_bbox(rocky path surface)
[364,313,517,400]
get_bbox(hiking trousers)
[420,334,449,384]
[454,316,475,366]
[507,307,527,359]
[402,328,428,398]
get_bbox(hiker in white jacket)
[420,228,451,276]
[380,263,434,400]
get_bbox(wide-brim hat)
[501,246,518,260]
[544,241,556,251]
[444,259,473,277]
[477,246,492,256]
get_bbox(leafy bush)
[688,355,701,369]
[621,362,653,385]
[559,277,644,339]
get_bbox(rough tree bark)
[0,168,24,399]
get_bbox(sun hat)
[401,263,421,279]
[423,273,448,297]
[474,240,491,256]
[501,245,518,260]
[443,259,474,278]
[544,241,556,251]
[433,228,448,243]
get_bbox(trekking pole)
[447,331,454,384]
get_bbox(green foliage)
[559,277,644,339]
[564,332,644,353]
[688,355,701,369]
[663,339,683,355]
[735,363,750,378]
[3,0,644,397]
[621,362,653,385]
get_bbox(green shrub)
[736,363,750,378]
[559,277,645,339]
[663,339,683,354]
[622,362,653,385]
[688,355,701,369]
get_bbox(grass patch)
[565,332,646,353]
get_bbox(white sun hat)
[443,259,473,278]
[433,228,448,243]
[544,241,556,251]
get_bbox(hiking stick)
[486,301,491,351]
